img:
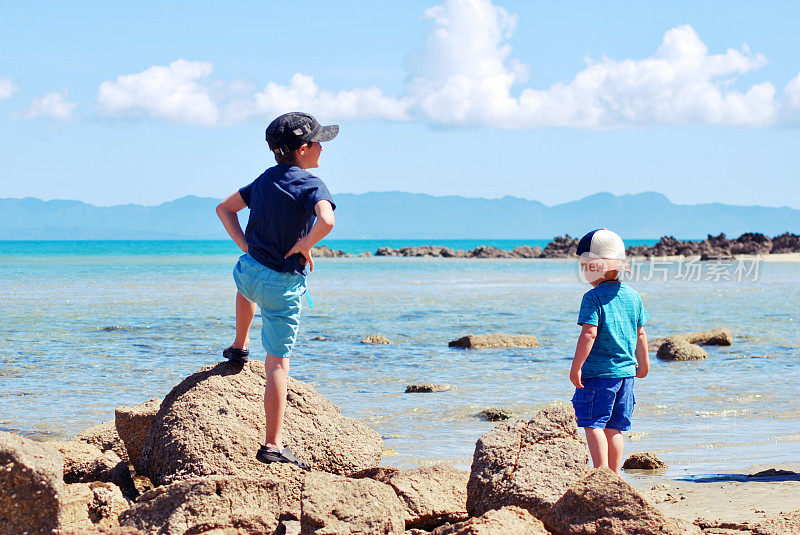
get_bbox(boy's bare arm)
[570,323,597,388]
[216,192,249,254]
[635,325,649,378]
[284,200,335,272]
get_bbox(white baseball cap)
[576,228,629,271]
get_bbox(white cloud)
[24,90,78,121]
[0,77,19,101]
[91,0,797,129]
[96,59,219,125]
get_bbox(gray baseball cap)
[266,112,339,156]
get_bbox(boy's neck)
[591,275,620,287]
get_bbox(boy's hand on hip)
[285,241,314,271]
[570,366,584,389]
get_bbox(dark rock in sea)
[431,505,548,534]
[656,338,708,361]
[140,361,382,485]
[449,334,538,349]
[622,451,667,470]
[476,408,513,421]
[115,397,161,474]
[467,406,590,519]
[120,465,305,535]
[511,245,543,258]
[731,232,773,254]
[771,232,800,254]
[310,245,348,258]
[361,334,392,344]
[0,431,64,535]
[542,467,685,535]
[300,471,405,535]
[468,245,515,259]
[310,335,327,341]
[540,235,579,258]
[358,251,372,257]
[406,384,451,393]
[684,327,733,346]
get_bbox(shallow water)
[1,241,797,477]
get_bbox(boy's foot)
[223,346,249,364]
[256,445,310,470]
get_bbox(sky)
[1,0,799,208]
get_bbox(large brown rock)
[542,467,684,535]
[0,431,64,535]
[656,338,708,361]
[369,465,469,530]
[466,406,590,519]
[449,334,538,349]
[120,464,305,535]
[431,506,548,535]
[300,471,405,535]
[141,361,382,485]
[60,481,130,532]
[116,398,161,474]
[49,440,138,499]
[683,327,733,346]
[622,452,666,470]
[72,419,130,462]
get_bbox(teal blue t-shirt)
[577,281,648,378]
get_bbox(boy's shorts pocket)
[571,388,595,424]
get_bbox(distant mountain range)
[1,192,799,240]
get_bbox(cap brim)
[310,124,339,142]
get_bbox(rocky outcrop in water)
[623,451,667,470]
[406,384,451,393]
[361,334,392,344]
[310,245,349,258]
[656,338,709,361]
[627,232,800,258]
[449,334,538,349]
[540,235,579,258]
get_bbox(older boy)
[216,112,337,469]
[570,228,650,474]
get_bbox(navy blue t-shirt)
[239,164,335,274]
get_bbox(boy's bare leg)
[584,427,609,469]
[264,354,290,450]
[604,428,624,474]
[233,291,256,349]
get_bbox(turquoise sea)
[1,240,798,478]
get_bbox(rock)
[358,251,372,258]
[468,246,515,259]
[511,246,543,259]
[140,361,382,485]
[683,327,733,346]
[449,334,538,349]
[121,464,305,535]
[540,235,578,258]
[405,384,451,393]
[350,466,401,480]
[476,409,513,421]
[115,398,161,473]
[49,441,138,499]
[71,419,129,462]
[466,405,590,518]
[771,232,800,254]
[622,452,667,470]
[731,232,772,255]
[370,465,470,530]
[541,467,684,535]
[361,334,392,344]
[375,247,399,256]
[310,245,348,258]
[60,481,129,532]
[300,471,405,535]
[310,335,327,341]
[0,430,64,535]
[431,506,548,535]
[656,338,708,361]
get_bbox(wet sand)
[628,462,800,525]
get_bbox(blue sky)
[1,0,799,208]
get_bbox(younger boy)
[570,228,649,474]
[216,112,338,469]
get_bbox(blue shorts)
[233,254,306,359]
[571,376,635,431]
